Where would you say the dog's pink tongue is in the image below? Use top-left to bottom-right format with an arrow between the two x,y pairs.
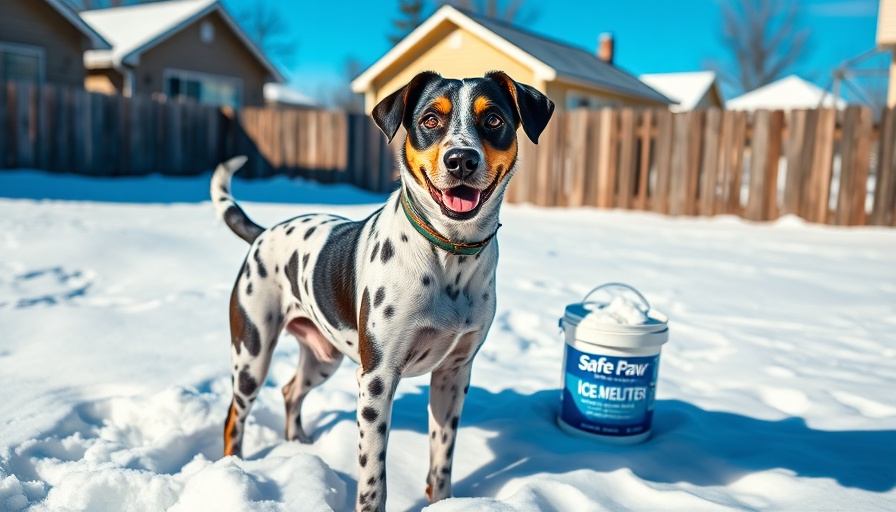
442,186 -> 481,213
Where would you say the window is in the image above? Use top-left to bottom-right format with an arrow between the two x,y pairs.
200,21 -> 215,43
0,43 -> 44,83
164,69 -> 242,107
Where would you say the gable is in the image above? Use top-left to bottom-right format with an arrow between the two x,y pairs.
372,21 -> 536,103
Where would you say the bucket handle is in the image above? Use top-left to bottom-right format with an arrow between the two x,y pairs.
581,283 -> 651,312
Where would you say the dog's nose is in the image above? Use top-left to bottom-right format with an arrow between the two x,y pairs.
443,148 -> 480,180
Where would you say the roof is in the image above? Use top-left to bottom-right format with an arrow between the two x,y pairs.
80,0 -> 283,82
639,71 -> 721,111
726,75 -> 846,110
351,5 -> 671,105
43,0 -> 111,50
263,83 -> 319,107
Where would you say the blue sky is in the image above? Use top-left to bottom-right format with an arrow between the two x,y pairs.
223,0 -> 883,103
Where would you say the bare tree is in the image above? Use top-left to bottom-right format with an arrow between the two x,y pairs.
708,0 -> 810,95
234,0 -> 299,69
325,57 -> 366,113
389,0 -> 425,45
441,0 -> 538,24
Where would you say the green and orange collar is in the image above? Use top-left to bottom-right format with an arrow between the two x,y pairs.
400,189 -> 500,256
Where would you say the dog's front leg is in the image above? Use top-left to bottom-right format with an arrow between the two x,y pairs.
355,367 -> 398,512
426,362 -> 473,503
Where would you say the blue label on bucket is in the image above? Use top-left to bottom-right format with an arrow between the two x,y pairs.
560,345 -> 660,436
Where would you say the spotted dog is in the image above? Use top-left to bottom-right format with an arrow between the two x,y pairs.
211,71 -> 553,511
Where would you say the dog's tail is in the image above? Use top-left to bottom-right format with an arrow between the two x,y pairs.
211,156 -> 264,244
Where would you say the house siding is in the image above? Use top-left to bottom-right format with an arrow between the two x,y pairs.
372,22 -> 536,109
878,0 -> 896,46
0,0 -> 90,86
548,80 -> 666,110
130,11 -> 271,106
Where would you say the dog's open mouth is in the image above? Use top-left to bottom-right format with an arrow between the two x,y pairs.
424,176 -> 499,220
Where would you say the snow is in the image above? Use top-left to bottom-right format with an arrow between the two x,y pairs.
1,169 -> 896,511
726,75 -> 847,111
264,83 -> 320,108
638,71 -> 719,112
580,297 -> 649,325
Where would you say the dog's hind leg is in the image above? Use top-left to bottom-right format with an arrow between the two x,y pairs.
224,283 -> 283,458
282,318 -> 344,443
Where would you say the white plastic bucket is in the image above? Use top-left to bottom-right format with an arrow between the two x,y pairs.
557,283 -> 669,444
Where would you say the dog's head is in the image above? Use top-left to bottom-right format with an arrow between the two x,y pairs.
372,71 -> 554,222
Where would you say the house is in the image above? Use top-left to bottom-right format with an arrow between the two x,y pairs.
351,5 -> 671,114
0,0 -> 110,86
726,75 -> 846,111
639,71 -> 724,112
878,0 -> 896,107
80,0 -> 284,107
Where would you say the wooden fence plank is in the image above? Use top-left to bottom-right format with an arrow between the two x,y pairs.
616,108 -> 637,208
653,109 -> 673,213
595,109 -> 617,208
872,108 -> 896,226
584,110 -> 601,206
809,109 -> 836,223
636,110 -> 653,210
699,108 -> 721,215
783,109 -> 807,215
669,112 -> 693,215
836,106 -> 873,226
726,111 -> 748,215
746,110 -> 771,221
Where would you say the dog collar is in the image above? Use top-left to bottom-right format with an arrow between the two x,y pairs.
400,189 -> 500,255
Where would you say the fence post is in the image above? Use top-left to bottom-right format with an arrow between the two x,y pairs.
698,108 -> 721,216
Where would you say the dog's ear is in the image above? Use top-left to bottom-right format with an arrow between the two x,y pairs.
371,71 -> 442,143
486,71 -> 555,144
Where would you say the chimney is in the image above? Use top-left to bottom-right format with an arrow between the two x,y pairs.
598,32 -> 614,65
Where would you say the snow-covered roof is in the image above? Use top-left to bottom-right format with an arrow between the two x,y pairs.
43,0 -> 111,50
263,83 -> 319,108
639,71 -> 720,111
726,75 -> 846,111
80,0 -> 283,82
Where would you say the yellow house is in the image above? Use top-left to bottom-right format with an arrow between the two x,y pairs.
351,5 -> 672,113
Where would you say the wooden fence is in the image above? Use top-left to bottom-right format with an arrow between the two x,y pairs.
2,81 -> 894,226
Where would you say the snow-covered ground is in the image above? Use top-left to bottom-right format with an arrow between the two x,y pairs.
1,170 -> 895,512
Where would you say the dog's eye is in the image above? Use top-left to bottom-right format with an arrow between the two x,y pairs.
421,114 -> 440,129
485,114 -> 504,129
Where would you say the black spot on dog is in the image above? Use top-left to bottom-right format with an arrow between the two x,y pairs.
359,453 -> 368,467
374,287 -> 385,308
362,407 -> 379,422
441,432 -> 447,443
346,340 -> 354,346
378,422 -> 387,435
244,262 -> 250,279
379,450 -> 385,461
458,256 -> 467,264
454,273 -> 461,285
464,384 -> 470,394
286,226 -> 295,235
384,306 -> 394,318
313,221 -> 363,330
446,442 -> 454,458
422,275 -> 431,286
444,285 -> 459,301
304,227 -> 316,240
302,217 -> 311,223
302,253 -> 310,270
451,416 -> 459,430
304,379 -> 312,387
320,371 -> 330,379
246,282 -> 253,295
483,292 -> 489,301
234,395 -> 245,408
370,241 -> 380,263
431,431 -> 436,439
368,377 -> 384,396
238,369 -> 258,396
381,239 -> 394,263
285,252 -> 301,301
367,477 -> 376,485
360,430 -> 364,438
401,233 -> 408,242
253,247 -> 267,278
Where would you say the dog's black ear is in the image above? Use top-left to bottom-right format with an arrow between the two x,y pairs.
371,71 -> 441,143
486,71 -> 555,144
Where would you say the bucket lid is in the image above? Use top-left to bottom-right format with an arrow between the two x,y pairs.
562,283 -> 669,347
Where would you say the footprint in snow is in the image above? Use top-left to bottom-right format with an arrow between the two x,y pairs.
0,267 -> 93,308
